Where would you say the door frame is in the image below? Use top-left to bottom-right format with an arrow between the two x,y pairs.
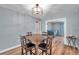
45,18 -> 66,40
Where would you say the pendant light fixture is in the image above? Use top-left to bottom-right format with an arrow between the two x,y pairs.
32,4 -> 43,18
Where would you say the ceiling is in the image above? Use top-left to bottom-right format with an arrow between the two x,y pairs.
0,4 -> 79,19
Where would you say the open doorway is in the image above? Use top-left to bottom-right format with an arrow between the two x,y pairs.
47,22 -> 64,36
45,18 -> 66,43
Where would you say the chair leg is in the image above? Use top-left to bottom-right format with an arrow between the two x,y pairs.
30,49 -> 32,55
50,49 -> 52,55
21,47 -> 24,55
45,51 -> 47,55
35,47 -> 37,55
42,50 -> 44,55
25,49 -> 27,55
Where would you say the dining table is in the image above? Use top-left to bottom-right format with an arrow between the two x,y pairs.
25,34 -> 48,55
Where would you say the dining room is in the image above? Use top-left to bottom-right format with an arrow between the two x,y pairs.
0,4 -> 79,55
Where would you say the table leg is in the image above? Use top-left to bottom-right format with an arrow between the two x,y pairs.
67,39 -> 71,46
72,39 -> 76,48
35,44 -> 38,55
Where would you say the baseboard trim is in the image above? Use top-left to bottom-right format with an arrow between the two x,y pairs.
0,44 -> 21,53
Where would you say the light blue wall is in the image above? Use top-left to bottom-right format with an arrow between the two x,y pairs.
41,12 -> 79,36
0,5 -> 79,51
0,7 -> 36,51
41,11 -> 79,48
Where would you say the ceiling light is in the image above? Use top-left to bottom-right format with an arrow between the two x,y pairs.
32,4 -> 43,17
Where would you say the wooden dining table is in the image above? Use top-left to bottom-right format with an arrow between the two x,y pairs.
25,34 -> 47,55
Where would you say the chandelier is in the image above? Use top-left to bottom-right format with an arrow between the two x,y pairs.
32,4 -> 43,18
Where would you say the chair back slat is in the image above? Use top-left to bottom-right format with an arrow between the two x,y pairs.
20,36 -> 26,47
42,32 -> 48,36
46,35 -> 53,48
27,32 -> 32,36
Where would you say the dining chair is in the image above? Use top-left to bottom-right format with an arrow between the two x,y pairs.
38,35 -> 53,55
27,32 -> 32,36
42,32 -> 48,36
20,35 -> 36,55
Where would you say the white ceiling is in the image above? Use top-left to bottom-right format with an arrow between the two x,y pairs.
0,4 -> 79,18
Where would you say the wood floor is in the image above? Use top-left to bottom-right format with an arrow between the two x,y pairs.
0,36 -> 79,55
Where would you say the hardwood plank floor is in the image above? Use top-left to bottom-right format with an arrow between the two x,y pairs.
0,36 -> 79,55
